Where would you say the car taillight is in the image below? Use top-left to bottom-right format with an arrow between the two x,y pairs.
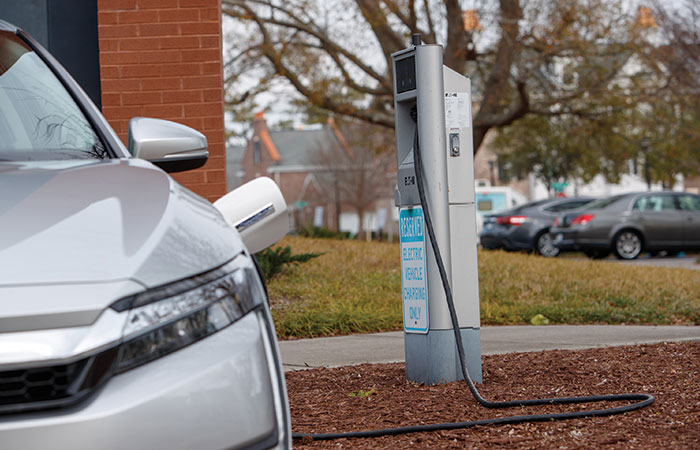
553,218 -> 559,227
570,214 -> 594,226
496,215 -> 527,226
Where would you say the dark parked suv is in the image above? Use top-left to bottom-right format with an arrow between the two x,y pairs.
550,191 -> 700,259
480,197 -> 596,257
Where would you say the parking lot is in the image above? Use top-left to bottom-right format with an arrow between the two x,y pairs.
607,254 -> 700,270
558,252 -> 700,270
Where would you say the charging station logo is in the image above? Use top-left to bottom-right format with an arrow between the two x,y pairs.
399,207 -> 429,333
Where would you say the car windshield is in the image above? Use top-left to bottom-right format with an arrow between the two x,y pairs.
0,31 -> 104,161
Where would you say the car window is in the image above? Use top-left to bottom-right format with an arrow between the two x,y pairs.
678,194 -> 700,211
542,202 -> 565,212
507,199 -> 548,214
477,199 -> 493,211
564,200 -> 592,210
633,195 -> 676,211
582,195 -> 627,210
543,200 -> 591,212
475,192 -> 508,212
0,31 -> 105,161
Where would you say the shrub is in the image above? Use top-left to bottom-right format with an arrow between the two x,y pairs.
255,245 -> 323,280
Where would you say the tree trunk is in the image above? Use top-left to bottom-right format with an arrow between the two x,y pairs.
356,208 -> 365,239
334,177 -> 341,232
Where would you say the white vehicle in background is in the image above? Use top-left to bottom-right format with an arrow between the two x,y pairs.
475,185 -> 527,235
0,20 -> 290,450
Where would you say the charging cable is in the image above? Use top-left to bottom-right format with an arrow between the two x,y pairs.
291,122 -> 654,442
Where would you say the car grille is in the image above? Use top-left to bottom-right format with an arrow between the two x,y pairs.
0,359 -> 88,405
0,348 -> 118,415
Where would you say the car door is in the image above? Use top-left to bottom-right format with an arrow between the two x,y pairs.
630,194 -> 683,248
677,194 -> 700,248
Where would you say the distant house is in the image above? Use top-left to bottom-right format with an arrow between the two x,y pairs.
238,112 -> 396,235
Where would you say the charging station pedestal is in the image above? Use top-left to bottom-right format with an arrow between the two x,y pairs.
392,38 -> 481,385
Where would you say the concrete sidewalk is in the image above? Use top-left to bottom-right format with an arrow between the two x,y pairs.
279,325 -> 700,371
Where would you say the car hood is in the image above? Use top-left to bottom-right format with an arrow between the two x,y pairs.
0,158 -> 243,289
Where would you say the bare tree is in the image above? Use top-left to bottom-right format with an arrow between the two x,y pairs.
311,121 -> 394,237
651,1 -> 700,97
222,0 -> 651,154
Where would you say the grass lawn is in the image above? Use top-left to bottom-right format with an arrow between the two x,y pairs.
266,236 -> 700,339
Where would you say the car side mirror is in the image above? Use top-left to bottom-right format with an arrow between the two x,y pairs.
128,117 -> 208,173
213,177 -> 290,254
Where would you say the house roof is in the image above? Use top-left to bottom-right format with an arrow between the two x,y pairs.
226,144 -> 246,191
268,126 -> 343,167
226,144 -> 246,162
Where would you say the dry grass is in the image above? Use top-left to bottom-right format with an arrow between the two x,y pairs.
267,236 -> 700,339
267,236 -> 401,339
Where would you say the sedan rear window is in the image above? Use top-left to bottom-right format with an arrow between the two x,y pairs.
0,31 -> 104,161
543,200 -> 592,212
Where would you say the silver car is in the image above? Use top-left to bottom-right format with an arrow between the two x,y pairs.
0,21 -> 290,449
551,191 -> 700,260
480,197 -> 596,257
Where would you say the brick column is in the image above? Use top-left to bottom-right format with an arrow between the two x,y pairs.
97,0 -> 226,202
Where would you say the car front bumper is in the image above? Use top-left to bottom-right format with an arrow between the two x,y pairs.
481,226 -> 536,251
551,230 -> 579,251
479,234 -> 503,249
0,309 -> 290,450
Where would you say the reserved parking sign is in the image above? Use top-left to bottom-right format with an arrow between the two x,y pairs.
399,207 -> 429,333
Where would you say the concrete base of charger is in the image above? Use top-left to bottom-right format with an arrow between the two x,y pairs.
404,328 -> 482,385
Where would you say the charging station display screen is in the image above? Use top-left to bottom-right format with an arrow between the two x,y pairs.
399,207 -> 428,333
395,56 -> 416,93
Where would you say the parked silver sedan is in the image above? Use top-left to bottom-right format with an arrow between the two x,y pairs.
550,192 -> 700,260
0,20 -> 290,449
480,197 -> 595,257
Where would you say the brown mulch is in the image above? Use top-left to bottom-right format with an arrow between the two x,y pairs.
286,341 -> 700,449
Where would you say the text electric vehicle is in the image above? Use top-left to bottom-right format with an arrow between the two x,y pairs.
550,191 -> 700,260
0,20 -> 291,449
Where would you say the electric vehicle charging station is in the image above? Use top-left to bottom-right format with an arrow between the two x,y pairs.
292,36 -> 655,443
292,35 -> 656,444
392,36 -> 481,385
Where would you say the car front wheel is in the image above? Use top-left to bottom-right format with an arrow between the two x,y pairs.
535,232 -> 559,257
613,230 -> 643,260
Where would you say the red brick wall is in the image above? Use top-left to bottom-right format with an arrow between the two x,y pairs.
97,0 -> 225,202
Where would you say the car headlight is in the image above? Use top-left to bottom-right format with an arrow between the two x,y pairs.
110,255 -> 264,373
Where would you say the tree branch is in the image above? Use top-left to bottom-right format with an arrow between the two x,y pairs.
382,0 -> 423,37
422,0 -> 437,44
223,0 -> 390,90
354,0 -> 406,73
444,0 -> 468,72
472,0 -> 523,153
234,2 -> 395,127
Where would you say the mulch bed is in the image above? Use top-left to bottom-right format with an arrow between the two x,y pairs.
286,341 -> 700,449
